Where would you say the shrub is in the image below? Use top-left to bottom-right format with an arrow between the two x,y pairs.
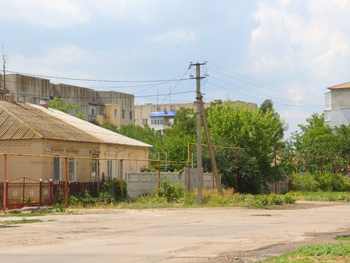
283,194 -> 296,204
293,173 -> 319,191
154,177 -> 186,203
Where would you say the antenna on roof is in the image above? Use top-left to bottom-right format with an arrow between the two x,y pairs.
2,44 -> 6,93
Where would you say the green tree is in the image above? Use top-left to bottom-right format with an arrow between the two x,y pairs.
292,113 -> 337,173
49,97 -> 86,120
117,124 -> 161,153
160,107 -> 197,169
260,99 -> 274,116
204,100 -> 287,193
49,97 -> 79,113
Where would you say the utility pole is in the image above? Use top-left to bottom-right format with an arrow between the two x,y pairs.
2,44 -> 6,94
189,61 -> 208,204
189,61 -> 223,204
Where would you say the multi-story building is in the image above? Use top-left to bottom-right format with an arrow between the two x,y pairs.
324,82 -> 350,127
0,73 -> 134,128
135,100 -> 257,130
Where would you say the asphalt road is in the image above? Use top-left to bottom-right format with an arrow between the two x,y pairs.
1,202 -> 350,263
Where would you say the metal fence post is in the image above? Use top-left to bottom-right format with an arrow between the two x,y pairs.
65,157 -> 68,206
158,160 -> 161,188
3,154 -> 7,212
39,179 -> 42,205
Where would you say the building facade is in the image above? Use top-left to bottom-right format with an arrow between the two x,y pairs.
324,82 -> 350,127
0,73 -> 134,128
0,100 -> 152,183
135,100 -> 258,130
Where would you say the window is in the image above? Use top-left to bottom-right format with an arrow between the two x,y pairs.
89,105 -> 96,116
69,156 -> 75,181
324,110 -> 331,121
142,119 -> 148,126
81,106 -> 87,116
97,106 -> 104,116
151,117 -> 164,125
53,156 -> 60,181
129,111 -> 132,120
91,155 -> 98,182
114,109 -> 118,118
122,110 -> 125,119
107,159 -> 115,181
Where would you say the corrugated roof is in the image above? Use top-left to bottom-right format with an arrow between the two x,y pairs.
328,82 -> 350,90
0,101 -> 99,142
29,104 -> 152,148
150,111 -> 176,117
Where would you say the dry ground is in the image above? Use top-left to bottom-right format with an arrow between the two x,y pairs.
1,201 -> 350,263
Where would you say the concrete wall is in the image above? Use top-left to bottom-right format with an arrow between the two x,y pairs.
126,171 -> 183,198
1,73 -> 134,125
324,89 -> 350,127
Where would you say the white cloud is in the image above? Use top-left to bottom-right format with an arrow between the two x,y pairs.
1,0 -> 90,28
250,0 -> 350,83
150,30 -> 196,43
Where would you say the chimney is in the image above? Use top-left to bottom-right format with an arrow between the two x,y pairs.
39,100 -> 49,109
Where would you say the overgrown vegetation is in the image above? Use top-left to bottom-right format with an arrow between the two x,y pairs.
67,179 -> 128,207
260,242 -> 350,262
293,172 -> 350,192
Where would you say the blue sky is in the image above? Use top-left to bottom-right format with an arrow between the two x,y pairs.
1,0 -> 350,139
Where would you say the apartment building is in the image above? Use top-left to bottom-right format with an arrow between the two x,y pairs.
135,100 -> 257,130
324,82 -> 350,127
0,73 -> 134,128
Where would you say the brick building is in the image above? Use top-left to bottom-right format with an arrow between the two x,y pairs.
0,100 -> 152,183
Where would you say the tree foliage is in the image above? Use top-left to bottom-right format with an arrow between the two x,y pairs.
203,100 -> 287,193
49,97 -> 86,120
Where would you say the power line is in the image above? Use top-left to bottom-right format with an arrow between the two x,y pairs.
7,71 -> 190,83
207,67 -> 324,99
208,62 -> 324,97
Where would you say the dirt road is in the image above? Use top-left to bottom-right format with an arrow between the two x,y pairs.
1,201 -> 350,263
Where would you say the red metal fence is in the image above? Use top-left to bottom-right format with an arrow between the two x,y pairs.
4,177 -> 53,209
0,179 -> 102,210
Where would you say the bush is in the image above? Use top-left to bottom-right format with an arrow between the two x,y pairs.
154,177 -> 185,203
102,179 -> 128,201
317,172 -> 350,192
293,173 -> 320,191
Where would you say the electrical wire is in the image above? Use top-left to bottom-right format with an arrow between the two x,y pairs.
7,71 -> 190,83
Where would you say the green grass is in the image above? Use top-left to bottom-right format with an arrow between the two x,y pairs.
3,218 -> 43,225
259,243 -> 350,262
288,191 -> 350,202
335,235 -> 350,241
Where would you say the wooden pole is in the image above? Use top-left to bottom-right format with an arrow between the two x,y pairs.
201,99 -> 223,195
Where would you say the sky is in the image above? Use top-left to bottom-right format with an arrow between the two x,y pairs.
1,0 -> 350,139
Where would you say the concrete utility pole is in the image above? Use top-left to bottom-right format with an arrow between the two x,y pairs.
189,61 -> 223,204
189,61 -> 206,204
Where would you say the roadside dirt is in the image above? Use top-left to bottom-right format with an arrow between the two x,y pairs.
1,201 -> 350,263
